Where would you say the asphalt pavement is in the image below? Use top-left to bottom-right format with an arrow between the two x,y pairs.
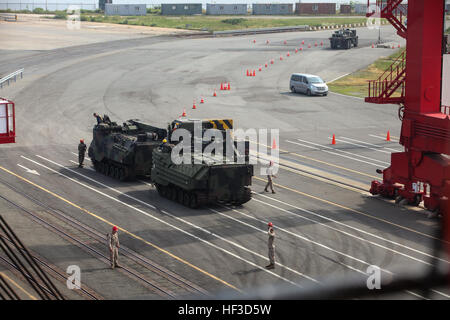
1,23 -> 448,300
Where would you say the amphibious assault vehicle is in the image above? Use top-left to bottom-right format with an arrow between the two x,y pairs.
151,148 -> 253,208
329,29 -> 358,49
88,119 -> 166,180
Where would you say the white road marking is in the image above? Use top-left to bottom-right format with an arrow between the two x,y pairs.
70,153 -> 153,186
214,205 -> 427,300
17,164 -> 40,176
252,193 -> 449,265
338,136 -> 401,153
327,73 -> 350,83
369,134 -> 399,143
286,139 -> 387,167
25,155 -> 310,287
328,91 -> 364,100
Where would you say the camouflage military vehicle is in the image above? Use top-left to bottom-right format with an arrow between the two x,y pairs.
153,118 -> 253,208
329,29 -> 358,49
151,149 -> 253,208
88,119 -> 166,180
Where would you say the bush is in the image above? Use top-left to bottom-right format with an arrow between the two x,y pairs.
221,18 -> 246,25
119,19 -> 128,24
80,15 -> 88,21
53,11 -> 67,19
33,8 -> 45,14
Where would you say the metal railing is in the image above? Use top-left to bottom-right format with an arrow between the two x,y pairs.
0,69 -> 24,89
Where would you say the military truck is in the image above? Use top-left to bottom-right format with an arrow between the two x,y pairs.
88,119 -> 166,180
329,29 -> 358,49
151,148 -> 253,208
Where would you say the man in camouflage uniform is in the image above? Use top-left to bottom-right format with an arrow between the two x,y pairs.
78,139 -> 87,168
108,226 -> 120,269
266,222 -> 275,269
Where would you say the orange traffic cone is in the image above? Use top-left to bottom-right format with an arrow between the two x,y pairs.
284,40 -> 287,45
332,134 -> 336,145
301,40 -> 305,45
280,56 -> 283,61
220,83 -> 224,90
253,39 -> 256,43
182,108 -> 186,117
227,83 -> 231,90
258,66 -> 262,71
392,45 -> 395,49
386,130 -> 391,141
192,100 -> 196,109
270,59 -> 274,64
300,47 -> 303,51
372,43 -> 375,48
314,42 -> 318,47
266,40 -> 270,44
320,41 -> 323,46
272,138 -> 277,150
246,69 -> 249,76
252,70 -> 256,77
287,52 -> 290,57
213,90 -> 217,97
265,63 -> 268,68
295,49 -> 298,53
200,97 -> 204,104
398,44 -> 401,48
308,44 -> 311,48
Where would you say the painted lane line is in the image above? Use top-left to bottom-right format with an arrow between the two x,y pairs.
252,176 -> 445,243
338,137 -> 401,154
30,155 -> 306,287
207,207 -> 319,283
336,137 -> 398,154
254,140 -> 379,180
327,73 -> 350,84
253,193 -> 449,265
328,91 -> 364,100
369,134 -> 399,143
296,138 -> 390,165
286,140 -> 384,167
17,164 -> 40,175
0,271 -> 38,300
214,206 -> 428,300
1,163 -> 241,293
215,206 -> 390,275
70,153 -> 152,186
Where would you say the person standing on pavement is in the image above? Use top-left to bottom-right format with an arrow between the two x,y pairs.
78,139 -> 87,168
266,222 -> 275,269
264,161 -> 276,194
108,226 -> 121,269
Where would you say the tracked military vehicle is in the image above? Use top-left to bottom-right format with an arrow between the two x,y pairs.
88,119 -> 166,180
151,149 -> 253,208
153,118 -> 253,208
329,28 -> 358,49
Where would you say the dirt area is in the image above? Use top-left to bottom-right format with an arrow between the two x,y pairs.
0,14 -> 197,51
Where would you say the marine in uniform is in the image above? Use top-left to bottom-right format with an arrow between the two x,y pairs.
266,222 -> 275,269
264,161 -> 276,194
78,139 -> 87,168
108,226 -> 120,269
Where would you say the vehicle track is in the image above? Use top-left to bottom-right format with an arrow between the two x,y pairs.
0,177 -> 210,299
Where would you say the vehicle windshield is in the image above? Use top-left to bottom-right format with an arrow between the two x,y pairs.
308,76 -> 324,84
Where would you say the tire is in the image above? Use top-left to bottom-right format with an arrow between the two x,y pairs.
183,192 -> 191,207
354,38 -> 358,47
346,40 -> 351,49
189,193 -> 199,209
306,89 -> 312,96
290,86 -> 296,93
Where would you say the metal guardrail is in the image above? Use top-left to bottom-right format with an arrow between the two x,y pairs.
0,69 -> 24,89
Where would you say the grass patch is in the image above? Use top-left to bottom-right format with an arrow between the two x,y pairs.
328,49 -> 405,98
78,14 -> 370,31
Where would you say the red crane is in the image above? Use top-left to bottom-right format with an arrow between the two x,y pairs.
0,97 -> 15,144
367,0 -> 449,215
